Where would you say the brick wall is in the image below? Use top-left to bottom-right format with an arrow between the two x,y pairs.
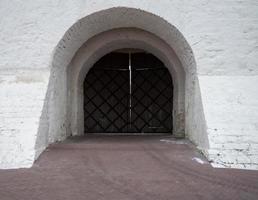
0,0 -> 258,169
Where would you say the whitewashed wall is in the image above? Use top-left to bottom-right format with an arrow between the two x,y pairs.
0,0 -> 258,169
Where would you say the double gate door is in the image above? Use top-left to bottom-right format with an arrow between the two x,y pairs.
84,52 -> 173,134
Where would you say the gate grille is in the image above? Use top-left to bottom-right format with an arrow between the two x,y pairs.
130,68 -> 173,133
84,52 -> 173,134
84,69 -> 129,133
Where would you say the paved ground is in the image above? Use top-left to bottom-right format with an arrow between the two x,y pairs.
0,136 -> 258,200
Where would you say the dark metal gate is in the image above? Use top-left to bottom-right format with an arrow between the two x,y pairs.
84,52 -> 173,134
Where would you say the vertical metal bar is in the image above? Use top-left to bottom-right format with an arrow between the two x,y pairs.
129,52 -> 132,129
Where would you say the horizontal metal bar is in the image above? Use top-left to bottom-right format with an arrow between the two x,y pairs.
93,67 -> 129,71
92,67 -> 166,71
133,67 -> 165,71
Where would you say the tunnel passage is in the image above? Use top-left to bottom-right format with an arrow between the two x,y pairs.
83,49 -> 174,134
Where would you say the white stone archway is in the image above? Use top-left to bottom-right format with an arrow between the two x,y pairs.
35,7 -> 208,163
68,28 -> 185,136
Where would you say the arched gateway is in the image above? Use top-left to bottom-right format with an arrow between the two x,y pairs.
65,28 -> 187,138
41,7 -> 200,144
34,7 -> 207,167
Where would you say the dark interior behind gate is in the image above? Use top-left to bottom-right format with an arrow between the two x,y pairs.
83,50 -> 173,134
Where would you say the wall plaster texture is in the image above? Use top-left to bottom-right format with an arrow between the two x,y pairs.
0,0 -> 258,169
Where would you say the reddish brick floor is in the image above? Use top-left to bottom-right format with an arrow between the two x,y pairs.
0,136 -> 258,200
